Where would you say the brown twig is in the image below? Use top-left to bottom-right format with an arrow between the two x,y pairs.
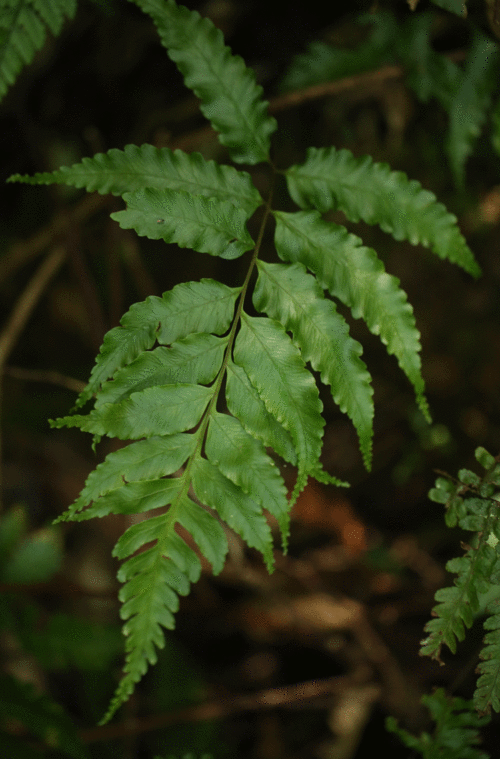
3,366 -> 85,393
268,64 -> 403,114
0,246 -> 66,367
0,246 -> 67,508
79,675 -> 358,744
0,193 -> 110,285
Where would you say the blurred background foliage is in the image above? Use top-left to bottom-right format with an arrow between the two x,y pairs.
1,0 -> 500,756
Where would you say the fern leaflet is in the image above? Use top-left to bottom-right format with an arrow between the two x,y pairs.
387,688 -> 490,759
233,313 -> 324,502
111,187 -> 254,260
279,11 -> 396,92
253,259 -> 374,469
446,30 -> 499,188
285,146 -> 480,278
476,608 -> 500,713
130,0 -> 276,164
273,210 -> 429,420
0,0 -> 76,104
8,144 -> 263,216
75,279 -> 241,409
421,447 -> 500,713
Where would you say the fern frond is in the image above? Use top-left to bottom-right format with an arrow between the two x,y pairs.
51,384 -> 213,438
111,187 -> 254,260
279,12 -> 396,92
274,210 -> 429,420
421,454 -> 500,672
8,145 -> 263,216
446,30 -> 499,188
420,539 -> 496,659
0,673 -> 89,759
0,0 -> 77,104
130,0 -> 276,164
475,608 -> 500,713
225,358 -> 297,467
396,11 -> 461,108
233,313 -> 324,504
101,500 -> 215,724
54,434 -> 195,522
429,0 -> 467,18
95,333 -> 228,409
205,411 -> 290,544
285,146 -> 481,278
387,688 -> 490,759
191,456 -> 274,571
253,259 -> 374,469
75,279 -> 241,408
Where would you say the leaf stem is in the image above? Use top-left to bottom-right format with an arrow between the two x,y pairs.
158,167 -> 278,545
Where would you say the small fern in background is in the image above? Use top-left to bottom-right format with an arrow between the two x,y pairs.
421,447 -> 500,713
7,0 -> 484,724
281,6 -> 500,187
387,688 -> 491,759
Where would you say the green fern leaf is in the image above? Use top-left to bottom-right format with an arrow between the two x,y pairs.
396,12 -> 461,108
113,503 -> 226,573
101,476 -> 232,724
111,187 -> 254,260
475,608 -> 500,713
387,688 -> 490,759
491,95 -> 500,158
285,146 -> 480,278
225,359 -> 297,467
72,478 -> 184,522
279,12 -> 396,92
233,313 -> 324,501
254,259 -> 374,469
75,279 -> 240,408
446,30 -> 499,188
274,210 -> 429,420
51,384 -> 212,439
131,0 -> 276,164
420,494 -> 499,660
191,456 -> 274,571
0,0 -> 77,104
205,411 -> 290,544
7,144 -> 263,216
54,434 -> 195,522
430,0 -> 467,17
102,525 -> 204,723
0,673 -> 89,759
95,333 -> 228,409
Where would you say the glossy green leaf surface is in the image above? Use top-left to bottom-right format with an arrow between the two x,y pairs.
8,144 -> 263,216
254,259 -> 374,469
274,210 -> 429,419
75,279 -> 240,408
233,313 -> 324,501
132,0 -> 276,163
112,187 -> 254,260
285,146 -> 480,277
52,384 -> 212,439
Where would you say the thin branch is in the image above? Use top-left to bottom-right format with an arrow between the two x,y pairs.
2,366 -> 85,394
268,64 -> 403,114
0,246 -> 66,510
79,674 -> 363,744
0,247 -> 66,368
0,194 -> 110,285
